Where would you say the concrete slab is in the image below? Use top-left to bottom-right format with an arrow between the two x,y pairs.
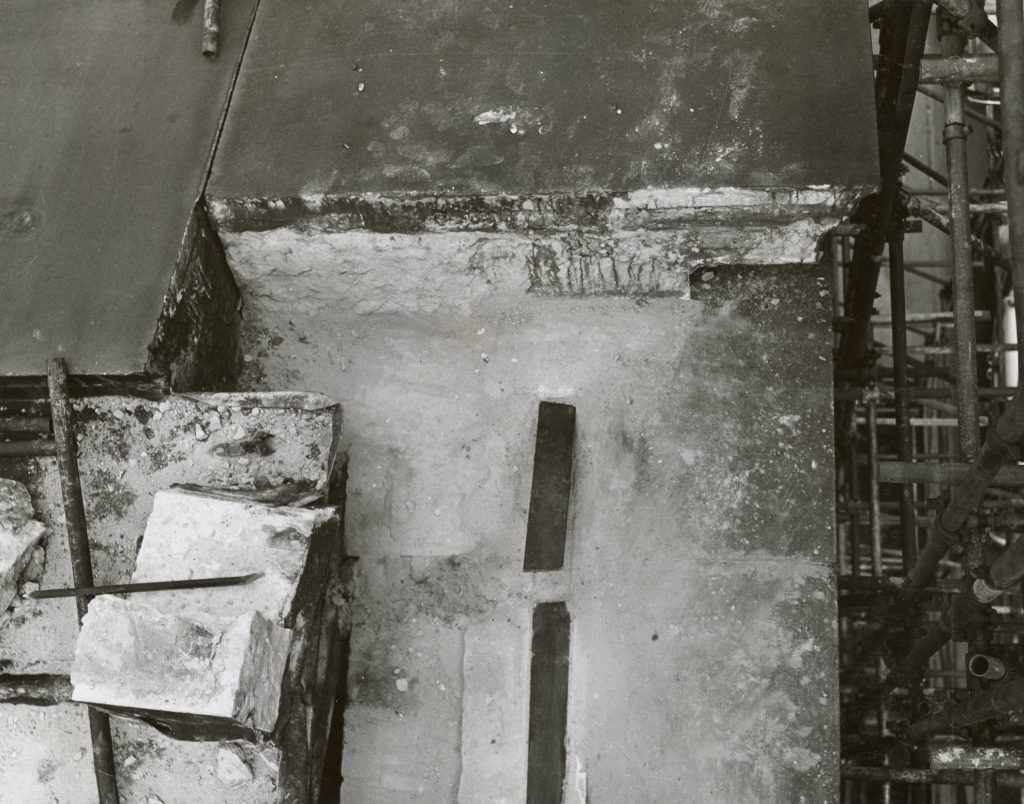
0,0 -> 256,375
567,562 -> 837,803
209,0 -> 878,200
342,615 -> 464,803
458,608 -> 531,804
238,264 -> 839,802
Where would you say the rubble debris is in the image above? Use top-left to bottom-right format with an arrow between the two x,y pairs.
0,478 -> 47,612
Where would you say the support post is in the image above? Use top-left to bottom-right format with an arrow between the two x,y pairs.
46,358 -> 120,804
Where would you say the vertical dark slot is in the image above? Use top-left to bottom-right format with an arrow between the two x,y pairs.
523,401 -> 576,571
526,601 -> 571,804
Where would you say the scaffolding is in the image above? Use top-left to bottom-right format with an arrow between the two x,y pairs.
838,2 -> 1024,802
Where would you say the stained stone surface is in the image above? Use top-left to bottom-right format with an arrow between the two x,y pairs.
70,489 -> 340,734
0,478 -> 46,613
72,596 -> 289,733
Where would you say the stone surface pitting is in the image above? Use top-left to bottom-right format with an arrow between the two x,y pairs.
242,265 -> 838,802
458,609 -> 530,804
0,478 -> 46,613
0,391 -> 338,676
72,596 -> 289,733
131,489 -> 336,624
70,488 -> 339,734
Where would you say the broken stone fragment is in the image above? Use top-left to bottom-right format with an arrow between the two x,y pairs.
72,595 -> 290,733
0,478 -> 47,612
130,488 -> 339,625
217,745 -> 254,786
70,488 -> 340,740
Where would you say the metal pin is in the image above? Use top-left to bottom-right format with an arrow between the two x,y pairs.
29,571 -> 262,600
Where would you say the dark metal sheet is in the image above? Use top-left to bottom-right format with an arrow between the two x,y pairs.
523,401 -> 575,572
527,601 -> 570,804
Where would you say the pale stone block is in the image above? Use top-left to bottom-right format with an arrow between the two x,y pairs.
130,488 -> 337,625
72,596 -> 289,733
0,478 -> 46,612
458,609 -> 530,804
70,488 -> 340,737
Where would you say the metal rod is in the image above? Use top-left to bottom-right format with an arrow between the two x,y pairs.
0,439 -> 56,458
46,359 -> 120,804
888,230 -> 918,567
842,765 -> 1024,787
906,676 -> 1024,740
903,151 -> 948,187
850,433 -> 862,578
907,197 -> 1014,273
836,2 -> 932,443
202,0 -> 220,57
879,461 -> 1024,485
0,416 -> 50,434
870,310 -> 990,324
932,0 -> 1000,50
942,27 -> 981,460
868,396 -> 884,577
918,54 -> 1000,84
29,572 -> 264,600
998,0 -> 1024,381
0,674 -> 72,706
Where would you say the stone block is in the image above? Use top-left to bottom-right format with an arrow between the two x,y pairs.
0,478 -> 46,613
129,488 -> 339,625
70,488 -> 341,740
72,596 -> 289,733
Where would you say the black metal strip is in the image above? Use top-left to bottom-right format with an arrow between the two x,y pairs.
523,402 -> 576,571
526,602 -> 570,804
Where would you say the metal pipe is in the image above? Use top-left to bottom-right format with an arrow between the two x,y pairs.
888,230 -> 918,567
942,27 -> 981,460
842,765 -> 1024,787
900,388 -> 1024,602
918,54 -> 1000,84
998,0 -> 1024,381
850,434 -> 862,578
868,397 -> 884,577
871,310 -> 990,324
836,2 -> 932,444
0,416 -> 50,434
46,359 -> 120,804
969,653 -> 1007,680
903,151 -> 948,187
907,196 -> 1014,272
0,439 -> 56,458
202,0 -> 220,57
0,674 -> 72,705
905,676 -> 1024,740
878,461 -> 1024,485
932,0 -> 1000,50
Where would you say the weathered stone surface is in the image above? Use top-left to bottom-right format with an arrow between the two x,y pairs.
458,609 -> 530,804
0,391 -> 339,676
218,205 -> 845,321
241,264 -> 838,802
0,478 -> 46,612
72,596 -> 289,733
342,617 -> 464,802
208,0 -> 877,198
130,488 -> 338,624
70,488 -> 341,737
